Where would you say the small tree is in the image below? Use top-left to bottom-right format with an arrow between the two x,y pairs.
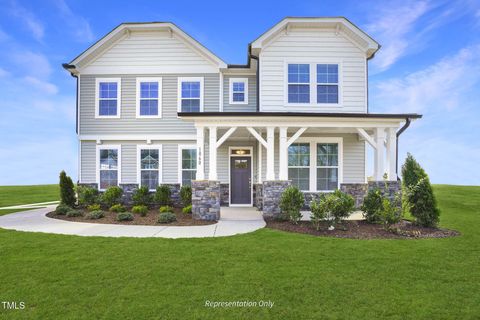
379,197 -> 402,230
154,185 -> 171,206
401,153 -> 427,189
132,186 -> 152,207
310,195 -> 329,230
59,171 -> 76,207
279,186 -> 305,224
180,185 -> 192,207
407,177 -> 440,227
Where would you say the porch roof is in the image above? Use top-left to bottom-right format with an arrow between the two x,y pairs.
178,112 -> 422,120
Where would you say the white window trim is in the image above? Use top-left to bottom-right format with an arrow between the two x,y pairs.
229,78 -> 248,105
177,77 -> 204,112
178,144 -> 197,185
96,144 -> 121,191
291,137 -> 343,192
95,78 -> 121,118
136,77 -> 162,118
284,61 -> 343,108
137,145 -> 163,191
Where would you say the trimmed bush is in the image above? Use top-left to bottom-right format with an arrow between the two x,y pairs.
159,206 -> 174,213
310,195 -> 329,230
117,212 -> 134,221
182,205 -> 192,214
406,177 -> 440,227
361,188 -> 384,223
154,185 -> 171,206
180,185 -> 192,207
379,197 -> 402,230
132,205 -> 148,217
101,186 -> 123,208
66,209 -> 83,217
328,190 -> 355,225
87,204 -> 101,212
85,210 -> 105,220
59,171 -> 76,207
77,186 -> 99,207
158,212 -> 176,224
109,204 -> 126,213
132,186 -> 152,207
55,204 -> 71,215
279,186 -> 305,224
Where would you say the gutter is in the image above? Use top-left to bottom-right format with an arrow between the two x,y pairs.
395,117 -> 412,177
62,63 -> 79,134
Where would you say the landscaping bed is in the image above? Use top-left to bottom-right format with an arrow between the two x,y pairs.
47,207 -> 216,226
266,219 -> 459,239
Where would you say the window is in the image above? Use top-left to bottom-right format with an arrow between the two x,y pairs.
136,78 -> 162,117
316,143 -> 339,191
229,78 -> 248,104
96,78 -> 121,117
317,64 -> 338,104
288,64 -> 310,103
178,77 -> 203,112
288,143 -> 310,190
180,147 -> 197,185
138,147 -> 161,190
98,147 -> 119,190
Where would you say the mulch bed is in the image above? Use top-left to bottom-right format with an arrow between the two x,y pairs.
47,207 -> 216,226
265,219 -> 460,239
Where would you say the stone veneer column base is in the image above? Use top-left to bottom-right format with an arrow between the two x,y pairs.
192,180 -> 221,221
119,183 -> 139,205
220,183 -> 229,206
262,180 -> 291,218
340,183 -> 368,208
253,184 -> 263,210
368,180 -> 402,205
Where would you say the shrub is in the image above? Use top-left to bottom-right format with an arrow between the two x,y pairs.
117,212 -> 134,221
85,210 -> 105,220
101,186 -> 123,208
77,186 -> 99,207
158,212 -> 176,224
59,171 -> 76,207
180,185 -> 192,207
361,188 -> 384,223
132,205 -> 148,217
310,195 -> 329,230
132,186 -> 152,207
87,204 -> 101,211
159,206 -> 174,213
406,177 -> 440,227
401,153 -> 427,189
182,205 -> 192,214
279,186 -> 305,224
66,209 -> 83,217
55,204 -> 71,215
379,197 -> 402,230
154,185 -> 171,206
109,204 -> 126,213
327,190 -> 355,226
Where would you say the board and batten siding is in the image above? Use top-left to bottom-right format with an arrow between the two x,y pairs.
259,27 -> 367,113
79,74 -> 220,135
222,75 -> 257,112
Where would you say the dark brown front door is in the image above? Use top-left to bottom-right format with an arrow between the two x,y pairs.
230,157 -> 251,205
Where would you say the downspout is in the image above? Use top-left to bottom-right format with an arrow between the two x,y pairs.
395,117 -> 411,178
62,63 -> 79,134
249,54 -> 260,111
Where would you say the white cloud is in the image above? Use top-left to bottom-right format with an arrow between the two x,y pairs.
54,0 -> 95,43
23,76 -> 59,95
11,50 -> 52,78
9,1 -> 45,42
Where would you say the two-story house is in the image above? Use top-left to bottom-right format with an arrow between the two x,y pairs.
63,17 -> 421,220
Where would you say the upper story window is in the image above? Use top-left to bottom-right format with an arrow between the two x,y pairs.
178,77 -> 203,112
317,64 -> 338,104
136,78 -> 162,118
96,78 -> 121,118
229,78 -> 248,104
287,64 -> 310,103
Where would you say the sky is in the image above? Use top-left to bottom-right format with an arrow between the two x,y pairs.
0,0 -> 479,186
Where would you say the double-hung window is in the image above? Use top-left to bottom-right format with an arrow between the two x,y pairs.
96,78 -> 121,117
288,143 -> 310,190
98,147 -> 120,190
179,147 -> 197,185
317,64 -> 339,104
136,78 -> 162,117
317,143 -> 339,191
138,147 -> 161,191
229,78 -> 248,104
287,64 -> 310,103
178,77 -> 203,112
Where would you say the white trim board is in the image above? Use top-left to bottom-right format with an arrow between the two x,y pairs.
79,134 -> 196,142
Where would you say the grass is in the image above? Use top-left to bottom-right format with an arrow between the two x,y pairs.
0,184 -> 59,207
0,185 -> 479,319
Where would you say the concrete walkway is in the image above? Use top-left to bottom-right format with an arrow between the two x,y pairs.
0,205 -> 265,239
0,201 -> 59,210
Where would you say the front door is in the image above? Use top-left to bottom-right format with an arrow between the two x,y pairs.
230,157 -> 251,205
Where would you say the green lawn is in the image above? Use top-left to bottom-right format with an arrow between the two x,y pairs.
0,185 -> 478,319
0,184 -> 59,207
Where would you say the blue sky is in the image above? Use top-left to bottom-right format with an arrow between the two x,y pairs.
0,0 -> 479,186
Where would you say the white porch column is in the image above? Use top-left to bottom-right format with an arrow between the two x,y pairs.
196,127 -> 205,180
386,127 -> 397,181
257,141 -> 262,183
208,126 -> 217,180
374,127 -> 386,180
266,127 -> 275,180
279,127 -> 288,180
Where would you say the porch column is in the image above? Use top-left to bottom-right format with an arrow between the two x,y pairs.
279,127 -> 288,180
196,126 -> 205,180
266,127 -> 275,180
208,126 -> 217,180
374,127 -> 386,180
386,127 -> 397,181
